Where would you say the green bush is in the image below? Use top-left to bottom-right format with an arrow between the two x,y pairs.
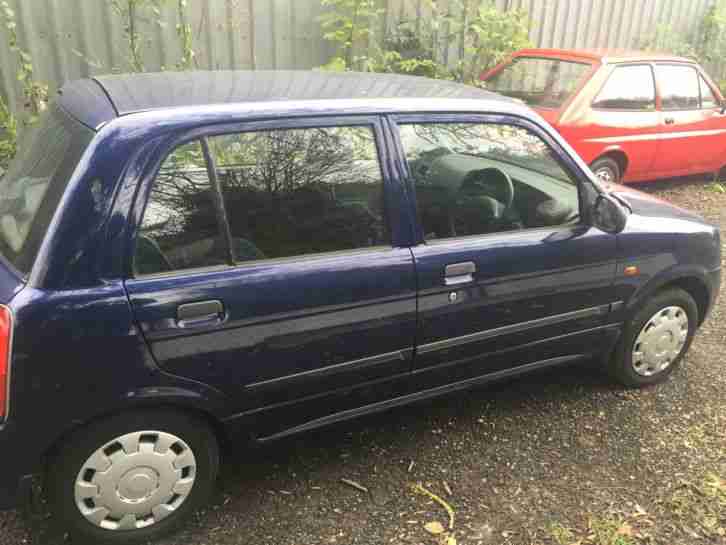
319,0 -> 531,85
642,1 -> 726,91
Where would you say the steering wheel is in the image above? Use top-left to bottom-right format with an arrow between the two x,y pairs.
459,167 -> 515,213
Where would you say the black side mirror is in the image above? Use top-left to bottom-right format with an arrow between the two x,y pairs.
591,193 -> 628,234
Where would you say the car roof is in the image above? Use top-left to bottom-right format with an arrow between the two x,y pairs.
57,70 -> 521,130
511,48 -> 696,65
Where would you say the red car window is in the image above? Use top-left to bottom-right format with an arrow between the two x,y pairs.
592,65 -> 656,111
657,65 -> 700,110
484,57 -> 590,109
699,75 -> 719,109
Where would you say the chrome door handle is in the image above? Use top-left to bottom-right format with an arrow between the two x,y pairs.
444,262 -> 476,286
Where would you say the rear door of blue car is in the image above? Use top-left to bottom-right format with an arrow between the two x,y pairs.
124,116 -> 418,437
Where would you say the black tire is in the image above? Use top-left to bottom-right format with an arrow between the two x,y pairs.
590,156 -> 622,185
609,288 -> 698,388
46,410 -> 219,545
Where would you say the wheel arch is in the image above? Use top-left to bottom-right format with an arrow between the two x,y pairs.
593,149 -> 629,179
625,270 -> 712,327
40,390 -> 233,475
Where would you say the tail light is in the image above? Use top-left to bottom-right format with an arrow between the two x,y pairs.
0,306 -> 12,421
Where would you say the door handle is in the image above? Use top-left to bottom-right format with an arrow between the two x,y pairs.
444,262 -> 476,286
177,300 -> 224,326
665,117 -> 675,125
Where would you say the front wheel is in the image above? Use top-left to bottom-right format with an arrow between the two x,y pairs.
609,288 -> 698,387
47,410 -> 219,544
591,157 -> 622,185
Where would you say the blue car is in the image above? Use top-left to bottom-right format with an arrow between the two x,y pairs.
0,71 -> 719,543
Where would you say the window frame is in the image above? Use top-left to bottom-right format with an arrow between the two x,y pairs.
655,63 -> 704,112
129,116 -> 397,279
388,113 -> 591,247
698,73 -> 720,110
590,63 -> 657,112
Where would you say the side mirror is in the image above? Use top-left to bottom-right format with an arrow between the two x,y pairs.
591,194 -> 628,234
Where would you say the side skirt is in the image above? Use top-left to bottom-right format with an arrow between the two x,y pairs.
256,353 -> 588,443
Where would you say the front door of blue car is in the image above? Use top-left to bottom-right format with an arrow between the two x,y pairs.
124,117 -> 417,436
389,114 -> 620,387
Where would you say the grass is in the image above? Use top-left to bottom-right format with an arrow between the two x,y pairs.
547,522 -> 575,545
664,473 -> 726,539
546,516 -> 637,545
705,181 -> 726,193
587,516 -> 637,545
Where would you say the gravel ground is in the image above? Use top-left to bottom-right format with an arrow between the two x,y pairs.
2,178 -> 725,545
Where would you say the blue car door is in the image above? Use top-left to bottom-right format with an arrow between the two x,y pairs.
388,114 -> 620,387
124,116 -> 417,437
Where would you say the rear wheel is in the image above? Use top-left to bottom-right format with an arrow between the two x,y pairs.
591,157 -> 622,185
609,288 -> 697,387
47,410 -> 219,544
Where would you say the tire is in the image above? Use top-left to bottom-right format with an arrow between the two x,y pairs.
46,410 -> 219,545
591,157 -> 621,185
609,288 -> 698,388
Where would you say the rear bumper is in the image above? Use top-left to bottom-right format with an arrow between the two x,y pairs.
0,473 -> 32,510
703,268 -> 721,324
0,422 -> 37,510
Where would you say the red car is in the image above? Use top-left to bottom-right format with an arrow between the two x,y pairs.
481,49 -> 726,184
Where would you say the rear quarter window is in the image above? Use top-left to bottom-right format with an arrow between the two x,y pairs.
0,105 -> 94,274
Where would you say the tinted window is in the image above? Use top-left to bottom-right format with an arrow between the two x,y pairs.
399,123 -> 579,241
136,126 -> 389,275
135,140 -> 229,275
700,76 -> 719,109
592,65 -> 655,110
658,65 -> 700,110
210,126 -> 388,262
484,57 -> 591,108
0,105 -> 93,274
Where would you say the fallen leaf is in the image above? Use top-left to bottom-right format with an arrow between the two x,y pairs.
446,536 -> 457,545
617,523 -> 634,537
424,521 -> 445,535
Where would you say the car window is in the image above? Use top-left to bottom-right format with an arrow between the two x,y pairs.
700,76 -> 719,109
657,65 -> 701,110
398,123 -> 580,241
135,140 -> 229,276
208,126 -> 388,262
0,104 -> 93,274
483,57 -> 591,109
592,65 -> 656,110
136,125 -> 389,275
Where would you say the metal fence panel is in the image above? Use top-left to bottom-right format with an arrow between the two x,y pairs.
0,0 -> 714,113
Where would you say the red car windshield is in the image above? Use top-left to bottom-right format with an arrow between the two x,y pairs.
484,56 -> 591,109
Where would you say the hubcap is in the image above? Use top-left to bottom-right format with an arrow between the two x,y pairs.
632,306 -> 689,377
595,167 -> 614,184
74,431 -> 197,531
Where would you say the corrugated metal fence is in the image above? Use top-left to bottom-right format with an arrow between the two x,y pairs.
0,0 -> 714,113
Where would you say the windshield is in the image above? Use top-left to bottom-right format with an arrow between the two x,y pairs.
0,104 -> 94,274
484,56 -> 592,109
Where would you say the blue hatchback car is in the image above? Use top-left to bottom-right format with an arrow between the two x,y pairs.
0,71 -> 720,543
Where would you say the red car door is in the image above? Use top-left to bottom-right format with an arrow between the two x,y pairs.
654,63 -> 726,177
577,63 -> 662,181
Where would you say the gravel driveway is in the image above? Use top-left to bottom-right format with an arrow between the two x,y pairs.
2,178 -> 724,545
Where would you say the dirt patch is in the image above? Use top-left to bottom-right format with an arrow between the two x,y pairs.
1,178 -> 725,545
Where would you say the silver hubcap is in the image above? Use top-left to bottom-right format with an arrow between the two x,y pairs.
595,167 -> 614,184
632,306 -> 689,377
74,431 -> 197,531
